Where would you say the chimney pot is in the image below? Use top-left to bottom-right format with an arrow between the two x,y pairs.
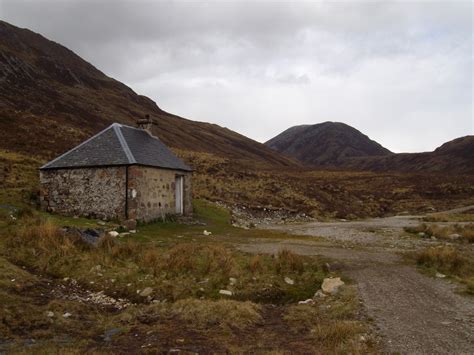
137,115 -> 156,133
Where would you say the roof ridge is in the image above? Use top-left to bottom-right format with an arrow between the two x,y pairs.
40,124 -> 116,169
113,124 -> 136,164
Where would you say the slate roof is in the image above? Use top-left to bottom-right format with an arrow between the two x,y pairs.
40,123 -> 192,171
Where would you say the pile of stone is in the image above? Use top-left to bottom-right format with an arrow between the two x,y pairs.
214,201 -> 314,229
52,278 -> 132,310
298,277 -> 345,305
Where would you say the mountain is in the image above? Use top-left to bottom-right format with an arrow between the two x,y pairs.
344,135 -> 474,174
265,122 -> 392,167
0,20 -> 296,168
266,122 -> 474,174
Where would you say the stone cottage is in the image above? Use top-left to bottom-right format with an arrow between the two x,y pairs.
39,118 -> 192,222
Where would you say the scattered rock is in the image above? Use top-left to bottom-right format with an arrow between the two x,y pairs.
431,236 -> 437,241
129,230 -> 137,234
46,311 -> 54,318
97,221 -> 106,226
448,233 -> 461,240
436,272 -> 446,278
313,290 -> 327,299
219,289 -> 233,296
62,312 -> 72,318
418,232 -> 426,238
298,299 -> 314,305
103,328 -> 122,342
108,231 -> 119,237
229,277 -> 237,285
321,277 -> 345,294
139,287 -> 153,297
284,276 -> 295,285
203,230 -> 212,236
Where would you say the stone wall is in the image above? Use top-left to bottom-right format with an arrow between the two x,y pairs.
40,167 -> 127,220
127,166 -> 192,222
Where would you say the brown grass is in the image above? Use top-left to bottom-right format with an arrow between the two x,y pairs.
414,246 -> 474,294
416,246 -> 466,274
2,217 -> 327,303
276,248 -> 305,274
169,299 -> 262,330
312,321 -> 364,347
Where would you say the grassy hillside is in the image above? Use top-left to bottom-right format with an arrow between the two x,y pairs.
0,20 -> 296,168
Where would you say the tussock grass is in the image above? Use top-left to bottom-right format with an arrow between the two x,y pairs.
3,217 -> 326,303
423,213 -> 474,223
276,248 -> 304,274
414,246 -> 474,294
312,321 -> 364,347
283,286 -> 371,352
169,299 -> 262,330
416,246 -> 466,273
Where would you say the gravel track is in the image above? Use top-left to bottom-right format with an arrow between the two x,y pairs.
238,206 -> 474,353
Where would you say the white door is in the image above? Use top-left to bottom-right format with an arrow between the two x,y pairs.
175,176 -> 184,214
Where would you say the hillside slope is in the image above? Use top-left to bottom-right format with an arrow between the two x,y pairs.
265,122 -> 392,167
0,20 -> 296,168
344,135 -> 474,174
266,122 -> 474,174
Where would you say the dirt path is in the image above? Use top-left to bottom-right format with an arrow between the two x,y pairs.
238,206 -> 474,354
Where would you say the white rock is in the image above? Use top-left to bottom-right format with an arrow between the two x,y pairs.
97,221 -> 106,226
219,289 -> 233,296
63,312 -> 72,318
203,230 -> 212,236
313,290 -> 327,299
129,230 -> 137,234
321,277 -> 345,294
139,287 -> 153,297
298,299 -> 314,305
284,277 -> 295,285
229,277 -> 237,285
108,231 -> 119,237
46,311 -> 54,318
436,272 -> 446,278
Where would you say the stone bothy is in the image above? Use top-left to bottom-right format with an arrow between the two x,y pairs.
39,120 -> 193,222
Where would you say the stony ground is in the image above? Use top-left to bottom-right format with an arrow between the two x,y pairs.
237,205 -> 474,354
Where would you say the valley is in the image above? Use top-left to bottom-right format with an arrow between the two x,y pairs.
1,18 -> 473,354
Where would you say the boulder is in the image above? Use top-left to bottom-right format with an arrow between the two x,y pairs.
321,277 -> 345,294
219,289 -> 233,296
139,287 -> 153,297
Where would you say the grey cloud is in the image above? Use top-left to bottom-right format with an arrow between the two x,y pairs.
1,0 -> 472,152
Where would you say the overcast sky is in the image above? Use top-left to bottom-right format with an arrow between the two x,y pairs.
1,0 -> 472,152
